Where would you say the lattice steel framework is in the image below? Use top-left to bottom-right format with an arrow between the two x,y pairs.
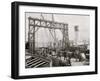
28,17 -> 69,55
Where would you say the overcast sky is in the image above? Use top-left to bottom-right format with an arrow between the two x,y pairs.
25,12 -> 90,46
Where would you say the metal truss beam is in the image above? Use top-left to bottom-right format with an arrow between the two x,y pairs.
28,17 -> 68,30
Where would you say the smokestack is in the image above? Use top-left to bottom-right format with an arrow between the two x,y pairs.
74,25 -> 79,46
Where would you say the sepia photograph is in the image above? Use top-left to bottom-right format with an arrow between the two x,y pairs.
25,12 -> 90,68
11,2 -> 97,79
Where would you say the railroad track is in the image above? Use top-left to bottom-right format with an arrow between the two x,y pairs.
25,55 -> 50,68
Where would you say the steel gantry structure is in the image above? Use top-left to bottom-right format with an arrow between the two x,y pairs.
28,16 -> 69,55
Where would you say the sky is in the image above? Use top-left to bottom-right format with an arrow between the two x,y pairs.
25,12 -> 90,47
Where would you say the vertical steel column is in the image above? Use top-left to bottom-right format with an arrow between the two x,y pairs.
28,18 -> 35,56
32,20 -> 35,55
62,24 -> 69,50
65,24 -> 69,49
62,26 -> 65,49
28,18 -> 31,54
